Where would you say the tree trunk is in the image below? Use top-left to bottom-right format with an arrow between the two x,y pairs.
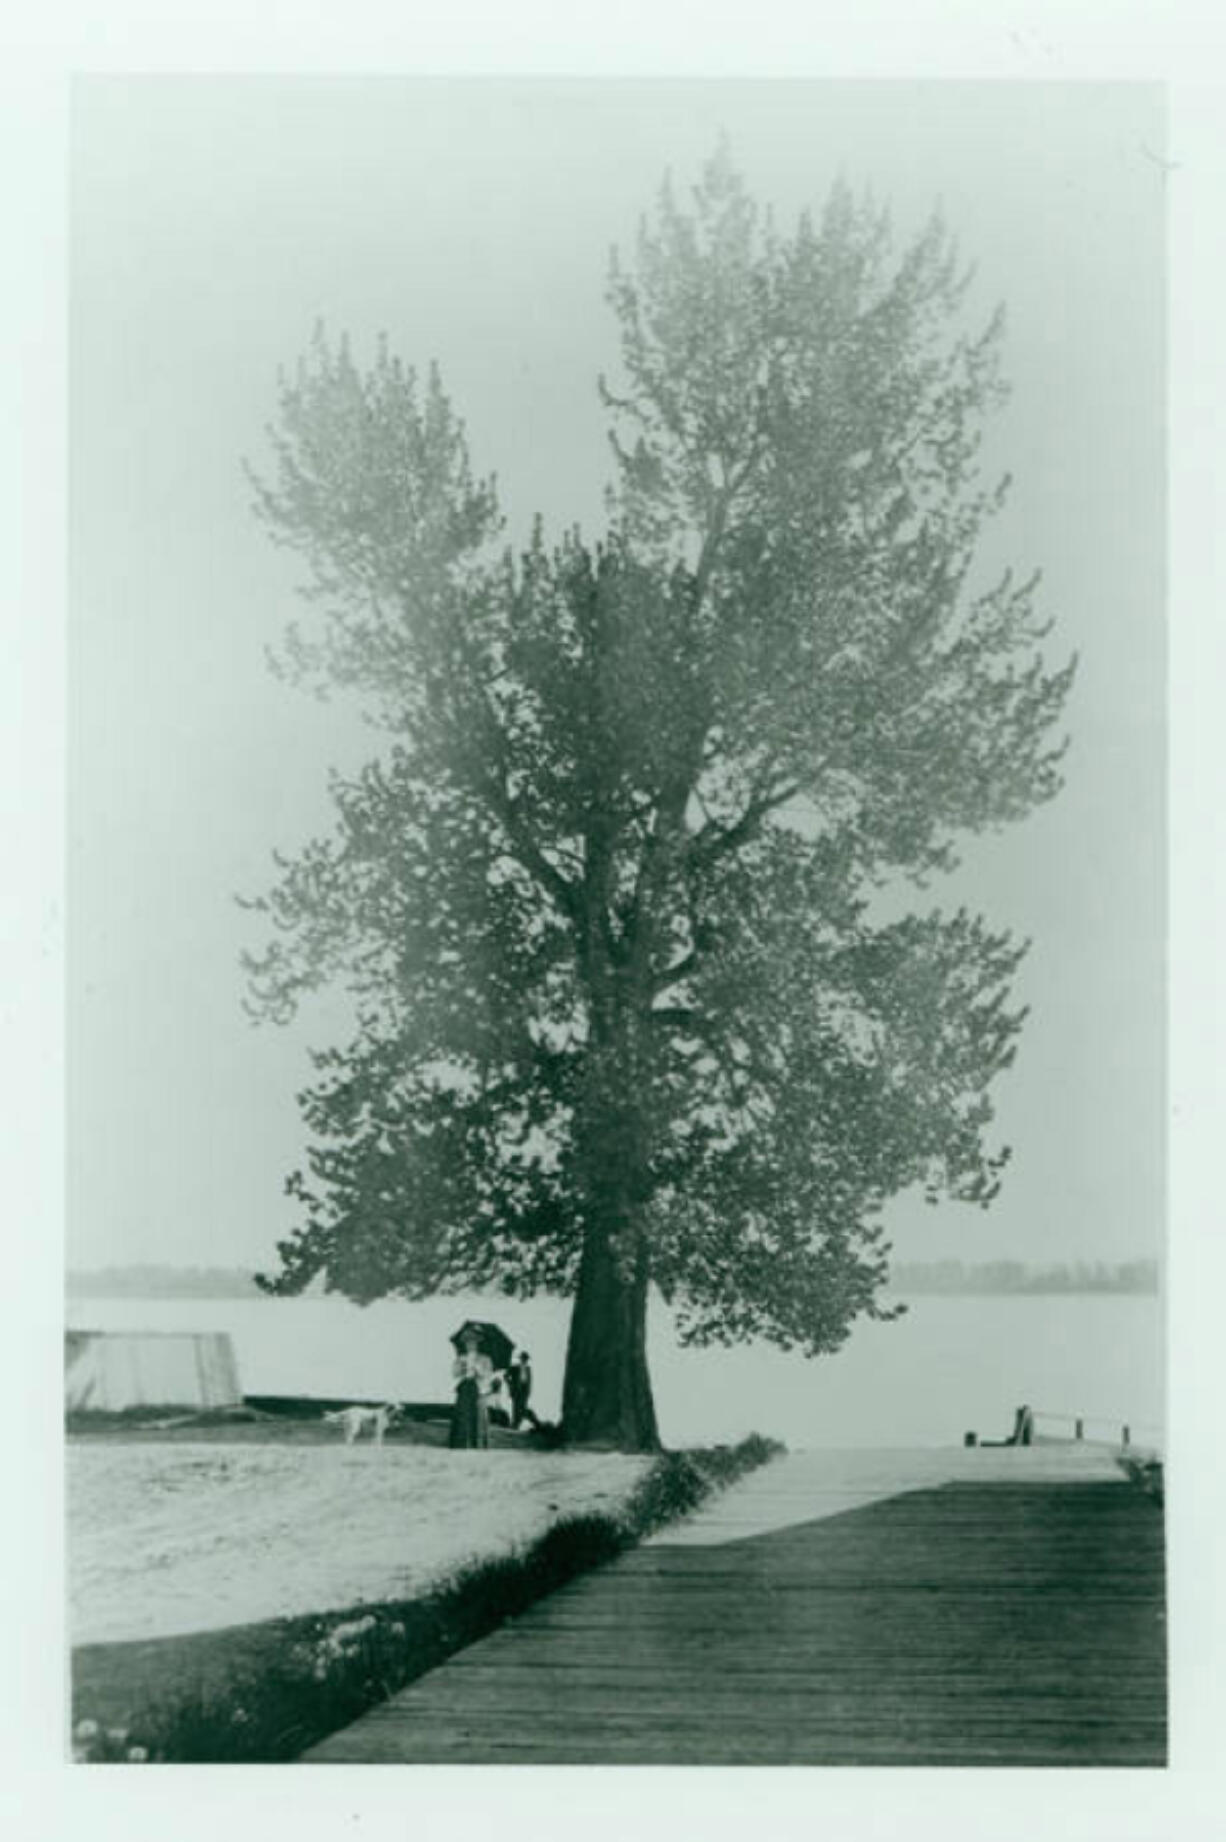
563,859 -> 662,1452
561,1227 -> 660,1452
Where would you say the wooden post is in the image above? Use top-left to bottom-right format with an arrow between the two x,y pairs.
1122,1424 -> 1131,1449
1075,1417 -> 1084,1441
1010,1406 -> 1034,1447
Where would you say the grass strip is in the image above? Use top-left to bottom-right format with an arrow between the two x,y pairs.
71,1433 -> 783,1764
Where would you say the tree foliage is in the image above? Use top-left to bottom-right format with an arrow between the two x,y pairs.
242,152 -> 1074,1442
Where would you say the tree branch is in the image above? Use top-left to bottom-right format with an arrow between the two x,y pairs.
484,762 -> 581,926
689,776 -> 802,869
446,607 -> 583,928
689,435 -> 763,613
648,1005 -> 702,1031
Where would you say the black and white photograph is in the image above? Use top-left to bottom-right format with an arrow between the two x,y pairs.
60,68 -> 1172,1776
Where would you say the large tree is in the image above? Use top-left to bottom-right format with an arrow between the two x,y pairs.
242,153 -> 1074,1451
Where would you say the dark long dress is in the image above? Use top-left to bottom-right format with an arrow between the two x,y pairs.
448,1356 -> 490,1449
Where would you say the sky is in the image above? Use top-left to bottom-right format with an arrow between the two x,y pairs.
68,77 -> 1165,1275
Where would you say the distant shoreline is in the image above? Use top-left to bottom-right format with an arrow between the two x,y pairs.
888,1259 -> 1159,1298
66,1260 -> 1160,1302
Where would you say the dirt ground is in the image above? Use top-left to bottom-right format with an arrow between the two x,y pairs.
68,1439 -> 649,1645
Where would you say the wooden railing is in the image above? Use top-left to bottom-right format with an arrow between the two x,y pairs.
1029,1408 -> 1163,1451
963,1405 -> 1164,1451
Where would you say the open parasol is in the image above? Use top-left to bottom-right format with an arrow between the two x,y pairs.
449,1319 -> 515,1371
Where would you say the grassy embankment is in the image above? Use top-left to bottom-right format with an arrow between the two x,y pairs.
71,1433 -> 782,1764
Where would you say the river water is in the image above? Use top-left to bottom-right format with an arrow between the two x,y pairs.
65,1289 -> 1164,1452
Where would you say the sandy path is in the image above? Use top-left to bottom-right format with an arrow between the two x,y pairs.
69,1442 -> 649,1644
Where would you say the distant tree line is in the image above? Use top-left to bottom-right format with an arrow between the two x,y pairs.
66,1265 -> 263,1299
888,1258 -> 1159,1296
68,1257 -> 1158,1300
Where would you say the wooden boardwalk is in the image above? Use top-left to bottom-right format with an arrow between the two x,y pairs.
306,1450 -> 1166,1767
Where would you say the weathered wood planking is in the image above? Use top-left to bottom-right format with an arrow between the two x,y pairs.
306,1479 -> 1166,1766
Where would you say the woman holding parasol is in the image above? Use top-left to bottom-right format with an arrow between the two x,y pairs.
447,1320 -> 514,1449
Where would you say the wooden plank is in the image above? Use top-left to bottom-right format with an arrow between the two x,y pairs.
351,1694 -> 1165,1731
311,1739 -> 1161,1767
508,1600 -> 1164,1630
312,1725 -> 1166,1768
441,1659 -> 1164,1687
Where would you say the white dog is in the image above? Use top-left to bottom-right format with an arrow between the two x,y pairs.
324,1403 -> 402,1446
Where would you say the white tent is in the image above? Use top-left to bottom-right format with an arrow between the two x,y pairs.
65,1330 -> 242,1412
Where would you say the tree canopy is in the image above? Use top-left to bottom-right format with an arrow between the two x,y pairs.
242,151 -> 1074,1448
